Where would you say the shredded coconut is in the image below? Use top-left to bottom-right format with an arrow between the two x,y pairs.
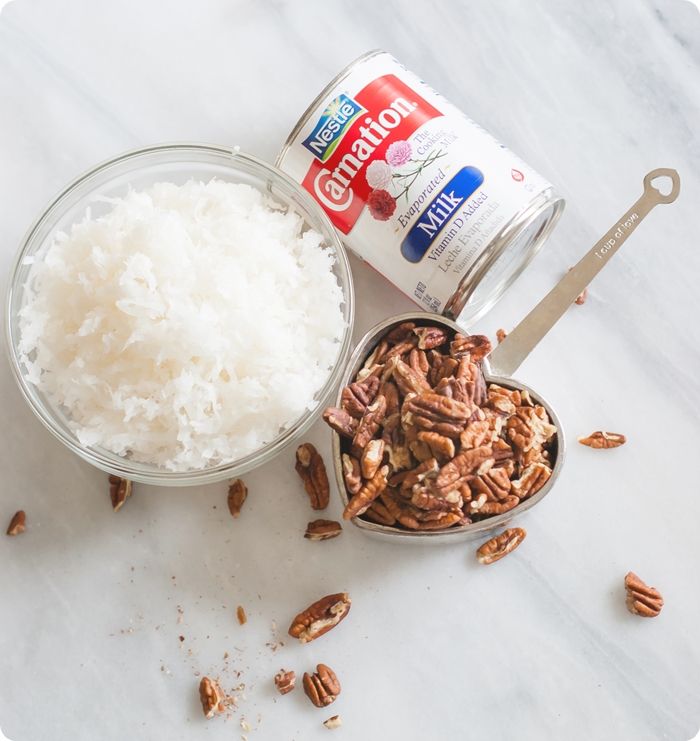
18,179 -> 346,471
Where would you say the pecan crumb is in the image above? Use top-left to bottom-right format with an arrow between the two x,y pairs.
305,519 -> 342,541
6,510 -> 26,536
625,572 -> 663,618
295,443 -> 331,510
496,328 -> 507,344
227,479 -> 248,518
568,267 -> 588,304
578,431 -> 626,449
199,676 -> 226,718
274,669 -> 296,695
303,664 -> 341,707
288,592 -> 351,643
323,714 -> 343,729
108,475 -> 132,512
236,605 -> 247,625
7,509 -> 27,535
476,527 -> 527,564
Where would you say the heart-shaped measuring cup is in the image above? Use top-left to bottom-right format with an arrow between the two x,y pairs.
331,169 -> 680,543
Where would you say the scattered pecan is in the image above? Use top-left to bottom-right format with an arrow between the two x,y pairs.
274,669 -> 296,695
476,527 -> 527,564
322,407 -> 358,439
624,572 -> 663,618
288,593 -> 351,643
303,664 -> 341,708
361,438 -> 385,479
344,465 -> 389,519
236,605 -> 247,625
305,519 -> 342,541
351,395 -> 387,457
496,328 -> 507,343
578,431 -> 626,449
295,443 -> 330,510
416,431 -> 455,462
108,475 -> 132,512
450,333 -> 492,361
414,325 -> 449,350
341,375 -> 379,418
323,715 -> 343,730
199,676 -> 226,718
227,479 -> 247,518
6,510 -> 26,536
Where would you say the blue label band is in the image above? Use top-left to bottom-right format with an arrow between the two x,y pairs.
400,166 -> 484,263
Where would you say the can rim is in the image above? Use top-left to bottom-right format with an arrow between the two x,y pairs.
444,189 -> 566,323
275,49 -> 387,168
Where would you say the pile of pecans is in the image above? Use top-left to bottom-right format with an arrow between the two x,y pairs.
323,321 -> 558,531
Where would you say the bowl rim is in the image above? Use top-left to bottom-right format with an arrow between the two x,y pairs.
330,311 -> 566,543
5,142 -> 356,485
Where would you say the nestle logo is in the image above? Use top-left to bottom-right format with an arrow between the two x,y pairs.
302,94 -> 365,162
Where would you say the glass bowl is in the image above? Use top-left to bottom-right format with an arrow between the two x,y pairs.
5,143 -> 355,485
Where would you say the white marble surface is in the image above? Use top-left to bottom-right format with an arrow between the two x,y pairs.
1,1 -> 700,740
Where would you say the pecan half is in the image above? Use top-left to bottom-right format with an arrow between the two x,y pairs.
305,519 -> 342,541
409,348 -> 430,376
470,494 -> 520,515
288,593 -> 351,643
460,419 -> 492,450
364,499 -> 397,526
386,321 -> 416,343
385,337 -> 418,360
6,510 -> 26,536
303,664 -> 341,707
487,384 -> 521,416
227,479 -> 248,518
450,333 -> 492,361
341,454 -> 362,495
199,676 -> 226,718
476,527 -> 526,564
402,392 -> 472,438
274,669 -> 296,695
392,358 -> 432,396
361,438 -> 385,479
344,465 -> 389,519
469,467 -> 512,502
322,407 -> 358,438
434,446 -> 493,493
351,395 -> 387,457
624,572 -> 663,617
511,462 -> 552,500
380,380 -> 400,418
295,443 -> 330,510
108,475 -> 132,512
341,375 -> 380,418
416,431 -> 455,462
414,325 -> 449,350
578,431 -> 626,449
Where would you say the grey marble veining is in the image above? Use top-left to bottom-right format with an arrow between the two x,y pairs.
0,1 -> 699,740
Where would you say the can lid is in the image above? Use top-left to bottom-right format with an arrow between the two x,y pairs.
445,190 -> 565,325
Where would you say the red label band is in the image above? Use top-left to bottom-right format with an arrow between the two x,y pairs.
301,75 -> 442,234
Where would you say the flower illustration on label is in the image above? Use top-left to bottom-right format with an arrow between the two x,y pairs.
367,189 -> 397,221
386,140 -> 413,167
366,160 -> 393,190
511,168 -> 525,182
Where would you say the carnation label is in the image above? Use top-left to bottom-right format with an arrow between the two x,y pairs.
278,51 -> 564,321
